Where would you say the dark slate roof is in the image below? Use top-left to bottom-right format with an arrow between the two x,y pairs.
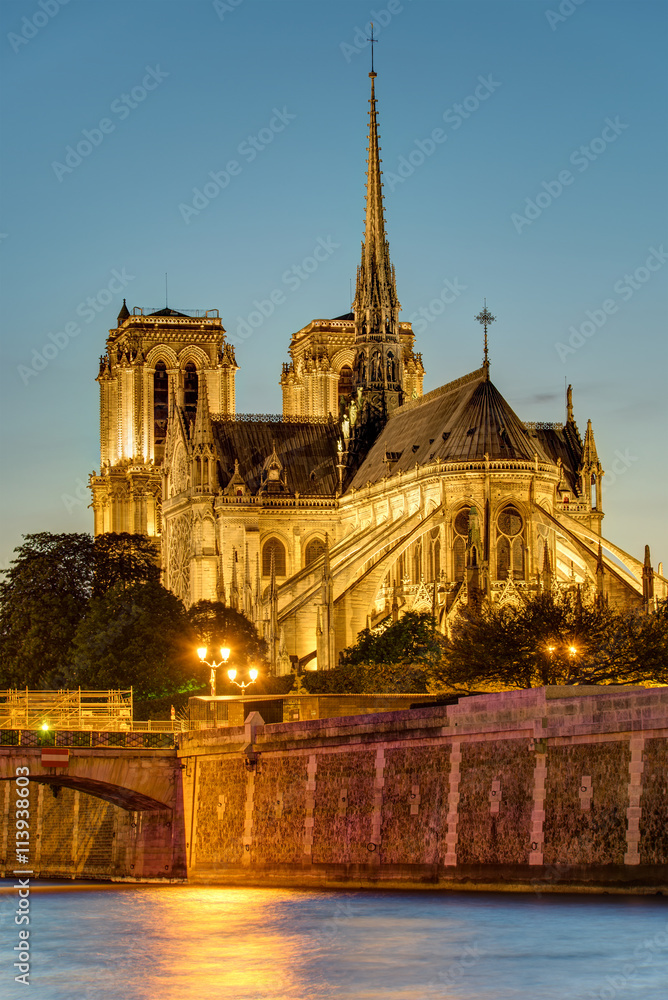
332,312 -> 354,321
149,307 -> 190,317
349,371 -> 558,489
529,424 -> 583,495
212,419 -> 340,496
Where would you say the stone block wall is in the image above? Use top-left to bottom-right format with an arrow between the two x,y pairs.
179,686 -> 668,892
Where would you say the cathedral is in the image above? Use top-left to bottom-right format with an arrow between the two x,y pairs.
89,66 -> 666,673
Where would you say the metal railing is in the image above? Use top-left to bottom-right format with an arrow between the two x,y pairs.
214,413 -> 333,424
0,729 -> 176,750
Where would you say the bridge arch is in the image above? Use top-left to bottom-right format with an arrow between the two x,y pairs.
1,774 -> 170,811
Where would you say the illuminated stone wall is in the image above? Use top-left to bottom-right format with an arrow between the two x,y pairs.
180,686 -> 668,891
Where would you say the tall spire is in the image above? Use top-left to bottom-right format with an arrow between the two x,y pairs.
351,49 -> 403,420
354,70 -> 397,317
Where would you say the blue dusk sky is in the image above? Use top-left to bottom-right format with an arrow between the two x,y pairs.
0,0 -> 666,573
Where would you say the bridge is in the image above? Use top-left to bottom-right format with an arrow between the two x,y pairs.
0,742 -> 185,880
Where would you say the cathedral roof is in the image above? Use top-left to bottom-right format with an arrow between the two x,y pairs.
149,307 -> 190,317
211,419 -> 340,496
348,371 -> 562,489
529,423 -> 583,494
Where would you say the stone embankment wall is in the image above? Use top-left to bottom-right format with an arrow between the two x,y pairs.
179,686 -> 668,893
0,750 -> 186,880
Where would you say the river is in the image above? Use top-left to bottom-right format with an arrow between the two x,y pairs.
1,882 -> 666,999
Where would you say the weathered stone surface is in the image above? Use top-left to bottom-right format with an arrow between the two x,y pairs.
543,742 -> 630,866
380,746 -> 448,865
457,739 -> 534,865
639,737 -> 668,865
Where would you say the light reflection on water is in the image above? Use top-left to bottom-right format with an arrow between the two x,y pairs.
1,883 -> 667,1000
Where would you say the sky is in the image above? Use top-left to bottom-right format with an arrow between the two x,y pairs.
0,0 -> 666,573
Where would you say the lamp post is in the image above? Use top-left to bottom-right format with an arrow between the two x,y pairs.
197,645 -> 231,698
227,667 -> 259,692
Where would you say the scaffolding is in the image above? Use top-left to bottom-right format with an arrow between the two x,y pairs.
0,689 -> 134,732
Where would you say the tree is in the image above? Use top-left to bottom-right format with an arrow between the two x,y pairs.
340,611 -> 447,667
0,531 -> 170,688
299,612 -> 445,695
439,592 -> 667,690
589,599 -> 668,683
93,533 -> 160,598
0,532 -> 95,687
68,581 -> 197,698
187,601 -> 267,672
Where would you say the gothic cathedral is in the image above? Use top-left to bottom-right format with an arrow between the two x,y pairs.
90,68 -> 666,673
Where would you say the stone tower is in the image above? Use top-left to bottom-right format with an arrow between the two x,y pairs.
90,302 -> 237,542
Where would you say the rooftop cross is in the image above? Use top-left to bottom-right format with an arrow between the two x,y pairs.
475,299 -> 496,379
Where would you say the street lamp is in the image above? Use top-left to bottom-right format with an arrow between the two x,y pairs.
197,645 -> 231,698
227,667 -> 259,692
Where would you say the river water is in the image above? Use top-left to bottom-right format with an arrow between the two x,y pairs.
1,882 -> 666,1000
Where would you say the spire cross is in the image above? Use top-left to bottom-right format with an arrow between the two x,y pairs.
367,22 -> 377,75
475,299 -> 496,374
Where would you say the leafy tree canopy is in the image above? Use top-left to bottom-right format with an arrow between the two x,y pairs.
187,601 -> 267,668
340,611 -> 447,668
438,592 -> 668,690
68,581 -> 197,698
0,531 -> 165,688
93,532 -> 160,598
0,532 -> 95,687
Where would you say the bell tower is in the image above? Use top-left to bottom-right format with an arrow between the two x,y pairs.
90,301 -> 238,542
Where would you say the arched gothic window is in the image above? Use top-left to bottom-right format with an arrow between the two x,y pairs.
357,352 -> 366,383
153,361 -> 169,460
184,362 -> 198,414
304,537 -> 326,568
453,507 -> 474,583
496,505 -> 524,580
262,537 -> 286,577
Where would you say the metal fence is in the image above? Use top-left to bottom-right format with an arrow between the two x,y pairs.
0,729 -> 176,750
